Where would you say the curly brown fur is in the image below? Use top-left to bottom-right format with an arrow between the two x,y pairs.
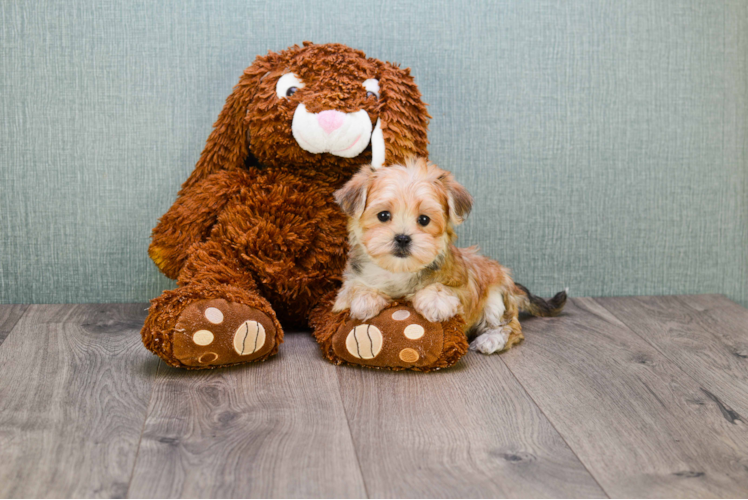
149,42 -> 429,280
142,42 -> 456,369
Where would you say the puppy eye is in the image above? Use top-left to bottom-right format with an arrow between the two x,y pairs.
276,73 -> 305,99
377,211 -> 391,222
417,215 -> 430,226
363,79 -> 380,101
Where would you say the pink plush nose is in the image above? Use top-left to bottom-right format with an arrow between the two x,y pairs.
317,110 -> 345,134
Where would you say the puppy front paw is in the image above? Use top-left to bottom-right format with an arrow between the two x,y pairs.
412,284 -> 461,323
469,327 -> 510,354
349,291 -> 390,321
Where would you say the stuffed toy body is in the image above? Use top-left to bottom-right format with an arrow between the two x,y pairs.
141,43 -> 468,370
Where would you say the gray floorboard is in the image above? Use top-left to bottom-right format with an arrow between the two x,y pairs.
0,304 -> 28,346
336,353 -> 606,498
596,294 -> 748,417
501,297 -> 748,497
0,303 -> 156,498
2,296 -> 748,498
127,332 -> 367,499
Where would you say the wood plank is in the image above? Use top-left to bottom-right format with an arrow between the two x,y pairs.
0,303 -> 157,498
336,351 -> 606,497
596,295 -> 748,417
128,332 -> 367,499
501,297 -> 748,498
0,304 -> 28,346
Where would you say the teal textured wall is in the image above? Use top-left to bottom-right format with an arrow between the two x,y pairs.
1,0 -> 746,306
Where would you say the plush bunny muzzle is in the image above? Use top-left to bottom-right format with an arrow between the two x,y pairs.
292,106 -> 385,169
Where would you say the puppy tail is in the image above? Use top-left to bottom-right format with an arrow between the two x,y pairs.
513,283 -> 567,317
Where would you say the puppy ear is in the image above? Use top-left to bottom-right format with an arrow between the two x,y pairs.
334,165 -> 374,217
372,62 -> 431,169
181,54 -> 274,191
440,172 -> 473,224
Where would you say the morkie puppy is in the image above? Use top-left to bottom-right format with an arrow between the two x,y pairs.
333,157 -> 567,354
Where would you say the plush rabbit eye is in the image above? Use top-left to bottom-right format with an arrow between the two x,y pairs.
276,73 -> 304,99
417,215 -> 430,226
377,211 -> 391,222
363,79 -> 379,100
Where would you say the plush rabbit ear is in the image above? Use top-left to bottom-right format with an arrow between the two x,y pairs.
334,165 -> 376,217
181,56 -> 273,191
372,62 -> 430,169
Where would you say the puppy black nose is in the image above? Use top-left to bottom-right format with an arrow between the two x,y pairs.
394,234 -> 411,247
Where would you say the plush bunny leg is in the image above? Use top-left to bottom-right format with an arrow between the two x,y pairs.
141,242 -> 283,369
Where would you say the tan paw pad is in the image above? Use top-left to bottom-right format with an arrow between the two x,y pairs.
403,324 -> 425,340
233,320 -> 266,356
198,352 -> 218,364
391,309 -> 411,321
399,348 -> 420,363
193,330 -> 214,346
346,324 -> 383,359
204,307 -> 224,324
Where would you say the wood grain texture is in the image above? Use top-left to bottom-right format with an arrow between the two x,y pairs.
127,332 -> 367,499
501,297 -> 748,498
3,297 -> 748,498
336,353 -> 606,498
0,304 -> 28,346
0,303 -> 156,498
596,294 -> 748,417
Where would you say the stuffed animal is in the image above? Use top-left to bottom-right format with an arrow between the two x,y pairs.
141,42 -> 468,371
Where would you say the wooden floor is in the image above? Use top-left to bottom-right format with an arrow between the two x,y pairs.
1,296 -> 747,498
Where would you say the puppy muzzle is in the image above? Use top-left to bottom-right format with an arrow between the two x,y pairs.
393,234 -> 412,258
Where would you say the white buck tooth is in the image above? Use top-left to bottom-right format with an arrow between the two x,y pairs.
370,119 -> 385,169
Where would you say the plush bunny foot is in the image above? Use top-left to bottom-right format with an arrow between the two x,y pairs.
141,284 -> 283,369
171,299 -> 277,367
314,301 -> 468,371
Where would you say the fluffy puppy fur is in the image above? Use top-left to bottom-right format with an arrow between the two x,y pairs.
333,157 -> 567,354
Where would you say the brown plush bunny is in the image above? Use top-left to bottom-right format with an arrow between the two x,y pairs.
141,42 -> 468,370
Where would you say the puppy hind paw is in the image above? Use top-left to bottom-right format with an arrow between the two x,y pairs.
470,328 -> 510,355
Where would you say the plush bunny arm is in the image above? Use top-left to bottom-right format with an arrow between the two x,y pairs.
149,170 -> 247,279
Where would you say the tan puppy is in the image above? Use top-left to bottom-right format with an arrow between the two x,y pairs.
333,157 -> 567,354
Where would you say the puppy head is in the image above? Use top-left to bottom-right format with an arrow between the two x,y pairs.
183,42 -> 430,190
335,157 -> 473,273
